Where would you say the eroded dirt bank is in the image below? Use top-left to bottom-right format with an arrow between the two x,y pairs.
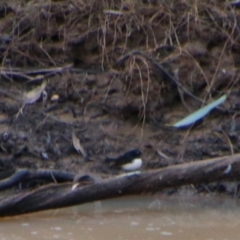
0,0 -> 240,196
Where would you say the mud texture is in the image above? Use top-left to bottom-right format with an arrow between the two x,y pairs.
0,0 -> 240,195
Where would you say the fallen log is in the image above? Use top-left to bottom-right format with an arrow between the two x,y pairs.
0,154 -> 240,217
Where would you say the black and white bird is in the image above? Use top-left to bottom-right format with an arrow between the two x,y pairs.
104,149 -> 142,171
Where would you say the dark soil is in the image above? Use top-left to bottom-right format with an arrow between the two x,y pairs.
0,0 -> 240,195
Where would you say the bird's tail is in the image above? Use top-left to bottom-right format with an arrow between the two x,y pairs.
104,157 -> 115,163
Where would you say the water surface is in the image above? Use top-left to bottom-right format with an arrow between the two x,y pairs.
0,194 -> 239,240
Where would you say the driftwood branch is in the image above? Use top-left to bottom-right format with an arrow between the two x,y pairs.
0,154 -> 240,217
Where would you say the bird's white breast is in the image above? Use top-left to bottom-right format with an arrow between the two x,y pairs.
122,158 -> 142,171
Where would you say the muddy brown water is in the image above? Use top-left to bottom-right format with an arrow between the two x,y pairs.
0,195 -> 239,240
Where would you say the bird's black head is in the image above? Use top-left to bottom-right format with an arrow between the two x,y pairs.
127,149 -> 142,159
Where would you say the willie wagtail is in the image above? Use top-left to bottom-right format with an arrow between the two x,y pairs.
104,149 -> 142,171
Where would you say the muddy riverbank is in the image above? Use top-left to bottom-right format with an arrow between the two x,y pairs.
0,0 -> 240,198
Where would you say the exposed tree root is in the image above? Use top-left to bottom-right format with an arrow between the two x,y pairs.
0,169 -> 74,191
